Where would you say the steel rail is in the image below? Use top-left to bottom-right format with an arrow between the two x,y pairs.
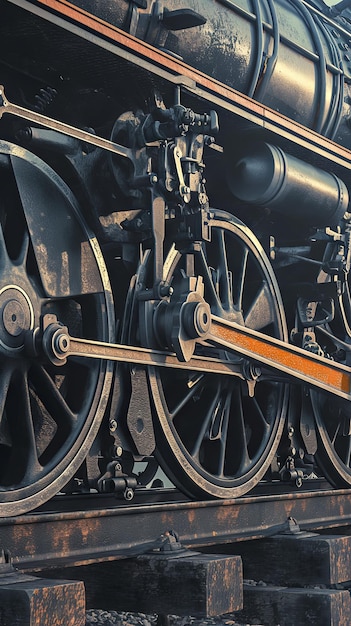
3,487 -> 351,571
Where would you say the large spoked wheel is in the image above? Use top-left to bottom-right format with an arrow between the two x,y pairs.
0,142 -> 114,516
311,258 -> 351,486
144,211 -> 288,499
312,389 -> 351,486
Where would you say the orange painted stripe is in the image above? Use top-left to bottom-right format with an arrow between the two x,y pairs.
212,321 -> 351,395
31,0 -> 351,167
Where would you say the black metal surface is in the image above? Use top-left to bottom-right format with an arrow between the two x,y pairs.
144,212 -> 288,499
38,0 -> 347,140
0,141 -> 114,517
10,147 -> 104,297
228,142 -> 349,227
5,0 -> 351,170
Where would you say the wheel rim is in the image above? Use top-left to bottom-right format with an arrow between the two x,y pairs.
0,141 -> 114,516
145,211 -> 288,498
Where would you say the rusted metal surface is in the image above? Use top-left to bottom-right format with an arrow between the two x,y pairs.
209,317 -> 351,400
1,488 -> 351,572
233,532 -> 351,585
39,310 -> 351,401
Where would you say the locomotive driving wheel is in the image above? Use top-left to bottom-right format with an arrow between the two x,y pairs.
0,141 -> 114,517
135,211 -> 288,499
311,259 -> 351,487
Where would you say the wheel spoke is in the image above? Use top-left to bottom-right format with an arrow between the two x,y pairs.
169,374 -> 205,421
245,282 -> 276,330
190,387 -> 222,458
331,420 -> 341,446
22,374 -> 41,475
197,245 -> 222,311
7,371 -> 41,482
0,141 -> 113,516
250,395 -> 270,432
344,435 -> 351,469
215,392 -> 231,478
232,388 -> 251,473
233,247 -> 249,313
0,218 -> 10,272
0,364 -> 13,425
29,364 -> 76,431
214,229 -> 234,313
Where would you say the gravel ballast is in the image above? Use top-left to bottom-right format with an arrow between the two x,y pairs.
85,610 -> 257,626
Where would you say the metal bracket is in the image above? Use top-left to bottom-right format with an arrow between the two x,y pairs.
97,461 -> 137,500
144,530 -> 199,559
0,549 -> 13,576
126,366 -> 156,456
277,517 -> 317,539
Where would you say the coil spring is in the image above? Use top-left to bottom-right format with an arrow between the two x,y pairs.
33,87 -> 57,113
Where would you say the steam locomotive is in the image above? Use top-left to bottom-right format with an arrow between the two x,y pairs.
1,0 -> 351,516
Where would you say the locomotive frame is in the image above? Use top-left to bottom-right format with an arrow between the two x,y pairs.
1,0 -> 351,516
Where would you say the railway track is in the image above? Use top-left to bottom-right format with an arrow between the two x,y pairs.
1,485 -> 350,626
1,482 -> 351,571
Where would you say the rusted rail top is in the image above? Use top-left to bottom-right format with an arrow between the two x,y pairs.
2,488 -> 351,572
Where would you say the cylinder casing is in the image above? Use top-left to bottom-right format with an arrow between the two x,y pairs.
227,142 -> 349,226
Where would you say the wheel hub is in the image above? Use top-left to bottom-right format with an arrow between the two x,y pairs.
181,298 -> 211,339
0,285 -> 34,350
153,276 -> 211,362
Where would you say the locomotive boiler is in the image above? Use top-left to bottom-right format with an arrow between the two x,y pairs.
1,0 -> 351,516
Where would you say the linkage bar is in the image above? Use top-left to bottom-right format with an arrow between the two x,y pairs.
41,316 -> 351,400
0,85 -> 131,159
52,334 -> 245,379
209,316 -> 351,400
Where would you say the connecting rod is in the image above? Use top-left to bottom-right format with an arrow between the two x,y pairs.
38,314 -> 351,401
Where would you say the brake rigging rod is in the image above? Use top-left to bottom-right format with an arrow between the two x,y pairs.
0,85 -> 131,159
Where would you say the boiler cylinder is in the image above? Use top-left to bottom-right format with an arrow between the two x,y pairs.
70,0 -> 351,147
